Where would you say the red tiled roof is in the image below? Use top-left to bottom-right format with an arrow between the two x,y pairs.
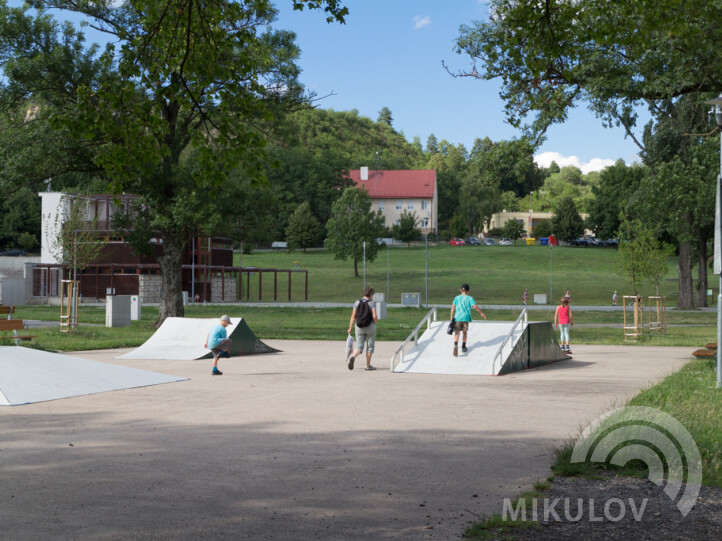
348,169 -> 436,199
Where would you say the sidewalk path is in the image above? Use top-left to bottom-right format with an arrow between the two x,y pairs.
0,342 -> 692,539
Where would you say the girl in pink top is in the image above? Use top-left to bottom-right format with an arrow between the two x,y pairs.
554,297 -> 573,354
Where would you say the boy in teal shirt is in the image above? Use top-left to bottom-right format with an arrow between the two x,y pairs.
450,283 -> 485,356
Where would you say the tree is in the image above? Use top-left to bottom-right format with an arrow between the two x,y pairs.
616,216 -> 672,296
286,202 -> 322,252
325,187 -> 386,277
502,219 -> 525,241
45,195 -> 105,275
377,106 -> 393,128
532,220 -> 553,238
447,214 -> 467,238
551,197 -> 584,243
392,211 -> 421,247
587,160 -> 646,239
452,0 -> 721,308
453,1 -> 722,141
0,1 -> 347,325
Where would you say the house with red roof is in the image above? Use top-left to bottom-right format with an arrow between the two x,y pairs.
348,168 -> 437,234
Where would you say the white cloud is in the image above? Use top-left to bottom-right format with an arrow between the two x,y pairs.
414,15 -> 431,29
534,151 -> 618,174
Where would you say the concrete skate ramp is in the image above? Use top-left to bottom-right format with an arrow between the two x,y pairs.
117,317 -> 279,361
0,346 -> 187,406
393,320 -> 567,376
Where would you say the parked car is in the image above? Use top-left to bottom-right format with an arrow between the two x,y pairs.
449,238 -> 466,246
0,248 -> 26,256
466,236 -> 481,246
271,241 -> 288,249
586,236 -> 603,246
570,237 -> 588,246
483,238 -> 497,246
499,238 -> 513,246
603,238 -> 619,247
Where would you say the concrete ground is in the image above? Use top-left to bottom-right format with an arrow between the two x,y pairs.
0,342 -> 692,540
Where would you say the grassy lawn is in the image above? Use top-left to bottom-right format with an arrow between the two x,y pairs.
9,303 -> 716,351
236,244 -> 688,306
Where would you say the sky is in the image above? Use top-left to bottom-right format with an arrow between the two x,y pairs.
273,1 -> 645,173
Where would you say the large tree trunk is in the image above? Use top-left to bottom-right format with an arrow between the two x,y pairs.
353,258 -> 359,277
696,233 -> 708,308
157,230 -> 186,326
677,242 -> 694,309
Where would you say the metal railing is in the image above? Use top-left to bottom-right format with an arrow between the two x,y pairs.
390,307 -> 437,372
491,309 -> 528,374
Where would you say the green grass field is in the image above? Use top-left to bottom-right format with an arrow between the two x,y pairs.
5,242 -> 715,351
237,244 -> 686,306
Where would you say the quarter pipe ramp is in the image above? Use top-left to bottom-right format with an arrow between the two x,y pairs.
117,317 -> 279,361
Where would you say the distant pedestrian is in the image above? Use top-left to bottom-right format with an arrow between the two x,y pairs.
204,315 -> 233,375
554,297 -> 573,355
565,289 -> 571,301
347,286 -> 378,371
612,291 -> 618,306
523,288 -> 528,305
450,283 -> 486,357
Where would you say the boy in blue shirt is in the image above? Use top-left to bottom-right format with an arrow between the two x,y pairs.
450,284 -> 485,356
204,315 -> 233,375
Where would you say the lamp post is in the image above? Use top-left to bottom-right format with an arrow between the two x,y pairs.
704,94 -> 722,389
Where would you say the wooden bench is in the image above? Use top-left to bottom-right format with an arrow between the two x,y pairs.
0,319 -> 38,345
0,306 -> 14,319
692,342 -> 717,360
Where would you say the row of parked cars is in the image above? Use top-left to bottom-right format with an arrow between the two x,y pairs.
450,237 -> 513,246
570,237 -> 619,247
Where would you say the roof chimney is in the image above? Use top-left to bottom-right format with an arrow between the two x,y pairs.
360,166 -> 369,181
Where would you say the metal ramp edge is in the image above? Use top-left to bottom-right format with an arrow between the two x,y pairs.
498,321 -> 570,374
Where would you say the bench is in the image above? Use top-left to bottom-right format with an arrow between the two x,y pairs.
692,342 -> 717,360
0,306 -> 14,319
0,319 -> 38,345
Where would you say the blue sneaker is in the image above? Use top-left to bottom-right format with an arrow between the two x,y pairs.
220,351 -> 230,358
212,368 -> 223,375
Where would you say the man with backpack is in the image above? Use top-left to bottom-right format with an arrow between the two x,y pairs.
346,286 -> 378,371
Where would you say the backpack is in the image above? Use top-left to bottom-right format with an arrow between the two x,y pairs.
355,299 -> 373,328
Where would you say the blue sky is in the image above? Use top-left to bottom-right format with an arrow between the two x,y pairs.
274,1 -> 645,173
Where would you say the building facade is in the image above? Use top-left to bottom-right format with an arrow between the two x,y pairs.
348,168 -> 438,234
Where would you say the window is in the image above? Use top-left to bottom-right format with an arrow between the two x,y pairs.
421,219 -> 429,228
422,200 -> 428,210
378,200 -> 385,210
407,201 -> 414,210
396,200 -> 402,210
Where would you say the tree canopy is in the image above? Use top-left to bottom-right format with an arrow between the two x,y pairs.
0,0 -> 347,322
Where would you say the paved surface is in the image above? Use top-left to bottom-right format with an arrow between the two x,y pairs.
0,342 -> 692,540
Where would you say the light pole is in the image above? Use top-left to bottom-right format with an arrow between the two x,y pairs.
704,94 -> 722,389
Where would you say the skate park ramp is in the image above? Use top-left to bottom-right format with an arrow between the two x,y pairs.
392,317 -> 568,376
117,317 -> 279,361
0,346 -> 187,406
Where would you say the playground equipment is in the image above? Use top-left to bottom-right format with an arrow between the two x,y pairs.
648,296 -> 667,333
623,295 -> 666,341
60,280 -> 79,332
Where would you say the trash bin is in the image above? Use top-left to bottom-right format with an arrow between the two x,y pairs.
540,237 -> 549,246
549,235 -> 558,246
526,237 -> 536,246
